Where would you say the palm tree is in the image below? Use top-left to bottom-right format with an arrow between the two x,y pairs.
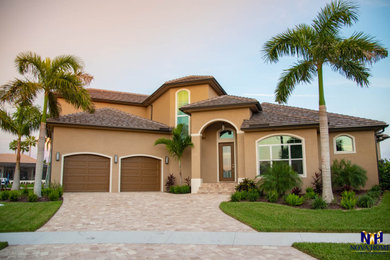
9,139 -> 29,154
25,135 -> 38,157
1,52 -> 95,196
155,124 -> 193,185
263,0 -> 387,202
0,105 -> 41,190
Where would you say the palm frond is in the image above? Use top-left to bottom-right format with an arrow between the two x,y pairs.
15,51 -> 45,79
263,24 -> 316,63
312,0 -> 358,36
51,55 -> 83,74
47,92 -> 61,118
0,109 -> 17,134
336,32 -> 388,64
275,60 -> 316,103
330,59 -> 370,87
1,79 -> 40,105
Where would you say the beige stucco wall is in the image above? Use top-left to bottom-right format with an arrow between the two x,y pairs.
329,130 -> 379,189
51,126 -> 191,192
244,128 -> 320,189
58,98 -> 148,118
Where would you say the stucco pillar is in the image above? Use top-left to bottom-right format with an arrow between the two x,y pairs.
237,131 -> 246,183
191,135 -> 202,193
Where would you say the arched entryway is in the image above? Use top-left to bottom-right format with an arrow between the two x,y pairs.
200,121 -> 237,183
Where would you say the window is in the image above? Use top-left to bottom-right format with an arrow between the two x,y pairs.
257,135 -> 305,175
176,90 -> 190,134
219,130 -> 234,139
334,134 -> 355,153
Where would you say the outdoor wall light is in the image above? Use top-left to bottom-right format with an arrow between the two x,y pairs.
165,156 -> 169,164
114,155 -> 118,164
56,152 -> 60,161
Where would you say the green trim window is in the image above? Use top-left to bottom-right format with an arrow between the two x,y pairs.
257,135 -> 304,175
176,90 -> 190,134
335,135 -> 355,153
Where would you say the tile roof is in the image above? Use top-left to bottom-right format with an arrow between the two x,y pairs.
180,95 -> 261,112
47,108 -> 171,132
164,75 -> 214,84
0,153 -> 36,164
241,102 -> 387,130
87,88 -> 148,104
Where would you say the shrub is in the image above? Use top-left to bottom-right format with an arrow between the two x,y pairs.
311,170 -> 322,194
340,190 -> 356,210
235,178 -> 256,192
28,193 -> 38,202
166,174 -> 176,192
312,196 -> 327,209
305,187 -> 314,193
0,191 -> 10,200
9,190 -> 20,202
51,183 -> 63,198
357,195 -> 374,208
231,192 -> 241,202
367,190 -> 381,201
378,159 -> 390,190
331,159 -> 367,190
369,185 -> 383,195
48,190 -> 60,201
285,193 -> 304,206
21,186 -> 29,196
239,191 -> 248,200
247,190 -> 260,202
42,188 -> 51,197
304,190 -> 317,200
291,187 -> 302,196
258,163 -> 302,196
169,185 -> 190,194
266,190 -> 278,202
184,177 -> 191,186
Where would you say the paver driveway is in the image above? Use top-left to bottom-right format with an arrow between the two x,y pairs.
39,192 -> 254,232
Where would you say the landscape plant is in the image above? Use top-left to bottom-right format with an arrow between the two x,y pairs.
285,193 -> 304,206
311,170 -> 322,194
263,0 -> 388,202
231,192 -> 241,202
378,159 -> 390,190
331,159 -> 367,190
357,194 -> 374,208
247,190 -> 260,202
0,191 -> 10,200
0,105 -> 41,190
312,196 -> 328,209
258,163 -> 301,196
235,178 -> 256,192
1,52 -> 95,197
266,190 -> 278,203
9,190 -> 20,202
340,190 -> 356,209
165,173 -> 176,192
28,193 -> 38,202
155,124 -> 193,185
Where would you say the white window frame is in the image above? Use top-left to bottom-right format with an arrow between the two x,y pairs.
175,89 -> 190,132
255,134 -> 307,177
334,134 -> 356,154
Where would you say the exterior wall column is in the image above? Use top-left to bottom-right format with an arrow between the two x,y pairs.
237,131 -> 246,183
191,134 -> 202,193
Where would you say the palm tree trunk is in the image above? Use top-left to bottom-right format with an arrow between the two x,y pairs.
318,65 -> 334,203
11,136 -> 22,190
34,93 -> 48,197
179,159 -> 182,185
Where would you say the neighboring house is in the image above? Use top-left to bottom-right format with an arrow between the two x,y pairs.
47,76 -> 388,193
0,153 -> 46,182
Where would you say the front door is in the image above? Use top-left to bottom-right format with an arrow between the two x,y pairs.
219,142 -> 235,181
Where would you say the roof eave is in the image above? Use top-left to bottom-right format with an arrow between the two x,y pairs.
181,103 -> 260,114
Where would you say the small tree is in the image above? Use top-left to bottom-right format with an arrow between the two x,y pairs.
258,163 -> 302,196
9,139 -> 29,154
0,105 -> 41,190
331,159 -> 367,190
154,124 -> 193,185
25,136 -> 38,157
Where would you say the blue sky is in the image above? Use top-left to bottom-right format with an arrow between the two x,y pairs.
0,0 -> 389,158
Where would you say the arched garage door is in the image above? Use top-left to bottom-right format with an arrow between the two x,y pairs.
121,156 -> 161,191
63,154 -> 110,192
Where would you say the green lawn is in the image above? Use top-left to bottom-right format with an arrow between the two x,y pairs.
293,243 -> 390,260
219,191 -> 390,232
0,242 -> 8,250
0,201 -> 62,232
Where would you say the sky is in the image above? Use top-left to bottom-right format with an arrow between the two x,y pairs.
0,0 -> 389,159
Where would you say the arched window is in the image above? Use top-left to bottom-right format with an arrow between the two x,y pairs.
257,135 -> 305,175
176,90 -> 190,134
219,129 -> 234,139
334,134 -> 355,153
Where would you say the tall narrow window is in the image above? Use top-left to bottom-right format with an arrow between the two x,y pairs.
176,90 -> 190,134
257,135 -> 305,176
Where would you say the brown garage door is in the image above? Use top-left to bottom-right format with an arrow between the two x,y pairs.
63,154 -> 110,192
121,156 -> 161,191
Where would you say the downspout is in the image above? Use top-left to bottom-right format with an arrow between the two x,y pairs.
150,105 -> 153,120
